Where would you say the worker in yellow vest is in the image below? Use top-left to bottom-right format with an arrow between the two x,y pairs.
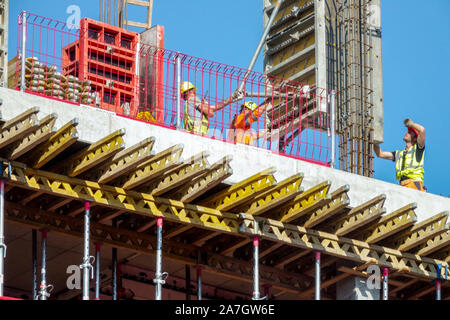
373,118 -> 426,191
180,82 -> 236,135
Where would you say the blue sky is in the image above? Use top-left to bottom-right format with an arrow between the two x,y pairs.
9,1 -> 450,196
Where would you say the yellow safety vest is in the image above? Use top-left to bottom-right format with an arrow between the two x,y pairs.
183,101 -> 209,135
395,144 -> 425,183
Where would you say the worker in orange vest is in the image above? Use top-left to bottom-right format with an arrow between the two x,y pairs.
229,101 -> 268,146
374,118 -> 426,191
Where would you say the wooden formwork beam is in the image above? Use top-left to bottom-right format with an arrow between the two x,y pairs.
52,129 -> 126,177
274,181 -> 332,223
7,113 -> 57,160
118,144 -> 184,190
331,195 -> 386,236
357,203 -> 418,244
201,167 -> 277,211
0,108 -> 40,149
388,212 -> 449,252
172,156 -> 233,203
91,137 -> 156,184
238,173 -> 304,216
303,185 -> 350,228
28,119 -> 79,169
141,152 -> 210,196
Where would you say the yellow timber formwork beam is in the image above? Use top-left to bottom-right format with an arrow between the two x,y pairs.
52,129 -> 126,177
171,156 -> 233,203
416,231 -> 450,257
3,163 -> 240,233
140,152 -> 211,196
387,211 -> 449,252
0,107 -> 40,149
2,160 -> 448,281
273,181 -> 331,223
4,201 -> 312,295
28,119 -> 79,169
331,194 -> 387,236
237,173 -> 304,216
89,137 -> 156,184
239,214 -> 448,280
200,167 -> 278,212
118,144 -> 184,190
356,203 -> 418,244
7,113 -> 57,160
303,185 -> 350,228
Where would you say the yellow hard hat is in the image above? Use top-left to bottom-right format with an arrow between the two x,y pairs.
242,101 -> 258,111
180,81 -> 196,94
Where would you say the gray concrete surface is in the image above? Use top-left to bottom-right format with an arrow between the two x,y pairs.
1,87 -> 449,222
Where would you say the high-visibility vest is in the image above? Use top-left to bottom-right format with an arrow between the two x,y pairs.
230,110 -> 261,145
183,101 -> 209,135
395,144 -> 425,183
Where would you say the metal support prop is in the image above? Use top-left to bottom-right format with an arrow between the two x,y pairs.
154,216 -> 166,300
95,242 -> 102,300
315,251 -> 321,300
0,179 -> 5,297
238,0 -> 284,94
252,220 -> 260,300
436,264 -> 441,301
330,91 -> 336,168
32,229 -> 37,300
176,56 -> 182,129
112,219 -> 118,300
20,11 -> 27,92
196,266 -> 202,300
81,201 -> 93,300
382,267 -> 389,300
38,229 -> 52,300
185,265 -> 191,300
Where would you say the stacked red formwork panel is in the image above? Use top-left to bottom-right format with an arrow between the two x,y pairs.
62,18 -> 139,116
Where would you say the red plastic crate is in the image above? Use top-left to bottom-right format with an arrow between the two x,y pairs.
63,18 -> 139,115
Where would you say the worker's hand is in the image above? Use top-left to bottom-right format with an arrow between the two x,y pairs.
404,118 -> 413,127
231,90 -> 244,102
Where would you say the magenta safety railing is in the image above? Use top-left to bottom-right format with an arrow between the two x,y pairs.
137,44 -> 335,166
14,11 -> 337,167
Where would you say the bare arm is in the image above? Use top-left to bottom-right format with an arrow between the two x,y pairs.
374,144 -> 394,161
200,92 -> 240,117
405,118 -> 425,148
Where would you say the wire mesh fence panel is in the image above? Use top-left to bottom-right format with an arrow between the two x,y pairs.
138,45 -> 335,166
14,11 -> 336,167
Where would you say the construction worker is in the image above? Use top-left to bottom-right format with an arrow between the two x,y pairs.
229,101 -> 268,146
373,118 -> 426,191
180,81 -> 236,135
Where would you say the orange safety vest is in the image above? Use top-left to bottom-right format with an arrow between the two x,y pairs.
230,109 -> 261,145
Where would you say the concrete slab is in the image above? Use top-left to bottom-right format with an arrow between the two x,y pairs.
1,88 -> 449,222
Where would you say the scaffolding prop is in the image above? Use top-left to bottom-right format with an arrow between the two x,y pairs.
153,216 -> 168,300
32,229 -> 37,300
95,242 -> 102,300
112,218 -> 118,300
315,251 -> 321,300
80,201 -> 94,300
382,267 -> 388,300
38,229 -> 53,300
252,219 -> 267,300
